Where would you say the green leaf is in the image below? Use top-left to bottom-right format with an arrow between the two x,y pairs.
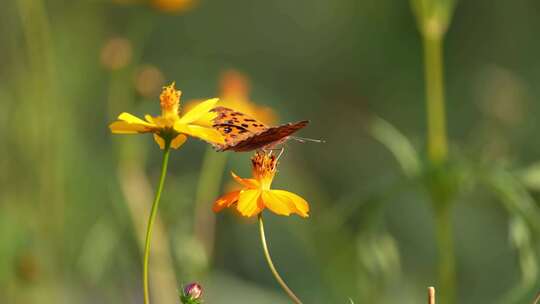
485,168 -> 540,233
368,116 -> 421,178
517,162 -> 540,191
483,168 -> 540,304
509,216 -> 538,285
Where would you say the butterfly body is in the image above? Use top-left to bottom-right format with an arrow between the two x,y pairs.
211,107 -> 309,152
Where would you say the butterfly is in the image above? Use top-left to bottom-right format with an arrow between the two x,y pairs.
210,106 -> 310,152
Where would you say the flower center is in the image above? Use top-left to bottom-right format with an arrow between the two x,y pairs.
251,152 -> 277,190
160,82 -> 181,120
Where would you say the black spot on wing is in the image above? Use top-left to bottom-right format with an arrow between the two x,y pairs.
213,123 -> 252,134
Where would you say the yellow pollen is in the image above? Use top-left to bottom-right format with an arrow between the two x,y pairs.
159,82 -> 181,116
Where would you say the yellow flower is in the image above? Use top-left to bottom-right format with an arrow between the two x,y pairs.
184,70 -> 277,125
109,82 -> 225,149
213,152 -> 309,217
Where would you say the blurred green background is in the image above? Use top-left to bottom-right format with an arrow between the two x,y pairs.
2,0 -> 540,303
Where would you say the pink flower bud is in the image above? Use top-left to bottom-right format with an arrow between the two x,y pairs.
184,282 -> 202,299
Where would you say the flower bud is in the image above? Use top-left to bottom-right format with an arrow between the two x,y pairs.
181,282 -> 203,303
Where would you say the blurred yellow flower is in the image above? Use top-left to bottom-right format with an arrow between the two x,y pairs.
185,70 -> 277,125
151,0 -> 197,13
213,152 -> 309,217
109,82 -> 224,149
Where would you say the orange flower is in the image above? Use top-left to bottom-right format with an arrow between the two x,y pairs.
109,82 -> 224,149
151,0 -> 197,13
184,70 -> 277,125
213,152 -> 309,217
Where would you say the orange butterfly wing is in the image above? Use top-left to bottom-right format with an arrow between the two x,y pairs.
230,121 -> 309,152
211,107 -> 268,151
211,106 -> 309,152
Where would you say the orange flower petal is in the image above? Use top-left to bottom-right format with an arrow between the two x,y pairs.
170,134 -> 188,149
271,190 -> 309,217
153,134 -> 166,149
236,189 -> 263,217
231,172 -> 259,189
213,190 -> 241,212
261,190 -> 296,216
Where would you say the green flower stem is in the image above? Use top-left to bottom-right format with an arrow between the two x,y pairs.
258,214 -> 303,304
143,143 -> 171,304
412,1 -> 457,302
423,33 -> 448,165
420,15 -> 455,304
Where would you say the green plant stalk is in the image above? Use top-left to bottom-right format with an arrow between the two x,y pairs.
423,34 -> 448,165
422,25 -> 455,304
258,214 -> 303,304
143,143 -> 171,304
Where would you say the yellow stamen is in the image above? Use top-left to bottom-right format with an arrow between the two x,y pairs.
160,82 -> 181,119
251,152 -> 277,190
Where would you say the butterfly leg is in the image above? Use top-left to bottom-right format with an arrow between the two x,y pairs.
265,147 -> 285,162
277,147 -> 285,161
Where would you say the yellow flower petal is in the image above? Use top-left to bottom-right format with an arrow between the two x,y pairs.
231,172 -> 259,189
236,189 -> 263,217
152,116 -> 176,129
272,190 -> 310,217
178,98 -> 219,124
170,134 -> 188,149
261,190 -> 297,216
213,190 -> 241,212
109,112 -> 155,134
153,134 -> 166,149
192,111 -> 218,127
145,115 -> 155,124
173,122 -> 189,134
175,124 -> 225,144
109,121 -> 152,134
118,112 -> 154,126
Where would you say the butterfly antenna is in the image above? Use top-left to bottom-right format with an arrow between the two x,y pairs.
290,136 -> 325,144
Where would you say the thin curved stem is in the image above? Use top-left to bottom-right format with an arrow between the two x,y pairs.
258,214 -> 303,304
143,145 -> 171,304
